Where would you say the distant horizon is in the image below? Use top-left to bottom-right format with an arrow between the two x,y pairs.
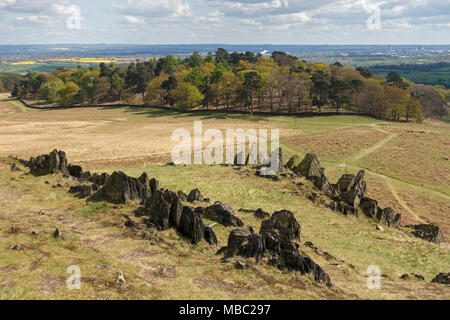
1,43 -> 450,47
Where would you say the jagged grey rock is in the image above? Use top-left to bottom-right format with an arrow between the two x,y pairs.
204,201 -> 244,227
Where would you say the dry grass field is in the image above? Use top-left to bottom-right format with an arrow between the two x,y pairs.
0,93 -> 449,300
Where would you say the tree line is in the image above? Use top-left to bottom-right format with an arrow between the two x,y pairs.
4,48 -> 450,121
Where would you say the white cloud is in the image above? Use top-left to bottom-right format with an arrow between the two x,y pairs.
15,15 -> 52,26
112,0 -> 192,18
0,0 -> 72,15
120,15 -> 145,25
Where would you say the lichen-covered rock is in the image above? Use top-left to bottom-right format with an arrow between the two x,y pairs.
408,224 -> 444,244
204,202 -> 244,227
392,213 -> 402,227
285,155 -> 301,171
294,153 -> 322,179
377,207 -> 395,226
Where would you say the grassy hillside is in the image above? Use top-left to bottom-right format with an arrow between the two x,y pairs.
0,96 -> 449,299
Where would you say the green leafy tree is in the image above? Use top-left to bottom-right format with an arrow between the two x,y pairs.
186,51 -> 204,68
57,82 -> 80,105
311,70 -> 330,112
172,82 -> 203,110
111,73 -> 125,100
40,80 -> 64,103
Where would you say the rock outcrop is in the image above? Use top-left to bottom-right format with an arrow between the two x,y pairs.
408,224 -> 444,244
97,171 -> 151,204
293,153 -> 331,193
144,187 -> 216,245
336,170 -> 366,208
28,149 -> 69,176
360,198 -> 402,227
222,210 -> 331,286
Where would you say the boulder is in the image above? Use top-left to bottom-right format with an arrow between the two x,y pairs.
408,224 -> 444,244
225,229 -> 266,260
204,202 -> 244,227
204,227 -> 218,246
259,210 -> 301,253
187,189 -> 208,203
146,189 -> 182,231
311,171 -> 331,193
179,207 -> 205,244
360,198 -> 379,218
338,170 -> 366,208
48,149 -> 69,176
431,273 -> 450,285
376,207 -> 395,226
285,155 -> 301,171
270,210 -> 301,241
68,164 -> 83,178
392,213 -> 402,227
294,153 -> 322,179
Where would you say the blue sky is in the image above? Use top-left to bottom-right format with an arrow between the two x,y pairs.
0,0 -> 449,44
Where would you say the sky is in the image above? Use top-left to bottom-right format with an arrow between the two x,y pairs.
0,0 -> 449,45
